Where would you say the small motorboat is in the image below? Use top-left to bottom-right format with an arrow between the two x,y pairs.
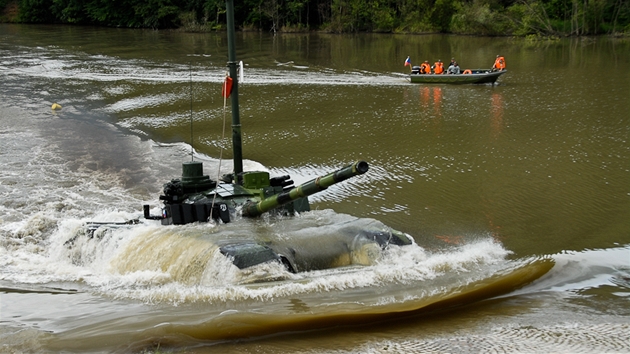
410,68 -> 507,84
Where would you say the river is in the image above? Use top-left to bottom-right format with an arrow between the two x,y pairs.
1,24 -> 629,353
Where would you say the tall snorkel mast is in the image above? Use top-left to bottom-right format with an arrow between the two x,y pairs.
226,0 -> 243,177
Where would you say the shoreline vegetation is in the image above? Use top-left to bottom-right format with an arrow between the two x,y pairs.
1,0 -> 628,36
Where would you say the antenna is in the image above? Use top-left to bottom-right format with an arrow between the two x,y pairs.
226,0 -> 243,176
190,61 -> 194,161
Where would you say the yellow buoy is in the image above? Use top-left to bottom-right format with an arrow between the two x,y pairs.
51,103 -> 62,110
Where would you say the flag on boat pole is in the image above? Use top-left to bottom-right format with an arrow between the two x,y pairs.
404,56 -> 412,71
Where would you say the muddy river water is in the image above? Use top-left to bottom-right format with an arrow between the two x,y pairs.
1,24 -> 629,353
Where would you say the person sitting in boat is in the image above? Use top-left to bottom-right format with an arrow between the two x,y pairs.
446,61 -> 460,74
432,59 -> 444,74
420,60 -> 431,74
492,55 -> 506,71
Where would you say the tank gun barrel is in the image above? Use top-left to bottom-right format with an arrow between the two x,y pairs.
243,161 -> 369,217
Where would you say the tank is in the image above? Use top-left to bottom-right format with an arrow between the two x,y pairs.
144,160 -> 413,273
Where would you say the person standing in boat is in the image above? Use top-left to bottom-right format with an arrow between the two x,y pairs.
447,61 -> 460,74
420,60 -> 431,74
492,55 -> 506,71
432,59 -> 444,74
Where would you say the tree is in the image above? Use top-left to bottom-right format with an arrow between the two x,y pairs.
18,0 -> 55,22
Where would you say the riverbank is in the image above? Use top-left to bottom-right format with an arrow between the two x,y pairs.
3,0 -> 629,36
0,0 -> 18,22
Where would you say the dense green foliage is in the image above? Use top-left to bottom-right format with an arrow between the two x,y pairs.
7,0 -> 630,35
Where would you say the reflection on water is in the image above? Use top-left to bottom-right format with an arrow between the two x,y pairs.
1,24 -> 629,353
433,87 -> 443,118
417,86 -> 444,118
420,86 -> 431,109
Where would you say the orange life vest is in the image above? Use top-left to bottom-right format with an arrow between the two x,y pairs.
463,69 -> 472,74
420,63 -> 431,74
493,56 -> 506,70
434,62 -> 444,74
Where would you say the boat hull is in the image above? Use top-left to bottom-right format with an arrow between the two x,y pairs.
409,69 -> 507,84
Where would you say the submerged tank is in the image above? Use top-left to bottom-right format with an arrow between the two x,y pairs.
143,159 -> 413,273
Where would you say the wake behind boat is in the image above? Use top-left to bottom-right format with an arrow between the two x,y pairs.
409,68 -> 507,84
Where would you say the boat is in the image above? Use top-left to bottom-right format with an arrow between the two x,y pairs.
409,68 -> 507,84
76,0 -> 414,275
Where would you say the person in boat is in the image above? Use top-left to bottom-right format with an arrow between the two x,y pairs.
492,55 -> 506,71
446,61 -> 460,74
420,60 -> 431,74
432,59 -> 444,74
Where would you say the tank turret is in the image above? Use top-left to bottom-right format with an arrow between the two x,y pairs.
149,160 -> 370,225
